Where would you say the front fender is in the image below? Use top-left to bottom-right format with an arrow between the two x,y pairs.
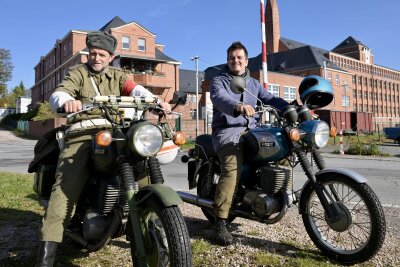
136,184 -> 182,207
302,167 -> 368,191
298,167 -> 368,213
315,167 -> 368,183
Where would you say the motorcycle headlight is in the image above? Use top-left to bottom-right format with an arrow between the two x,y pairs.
299,120 -> 330,148
127,122 -> 163,157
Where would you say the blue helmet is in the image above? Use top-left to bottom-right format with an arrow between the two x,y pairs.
299,75 -> 333,109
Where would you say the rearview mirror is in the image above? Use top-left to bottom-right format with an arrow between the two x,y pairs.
230,76 -> 245,94
171,92 -> 187,105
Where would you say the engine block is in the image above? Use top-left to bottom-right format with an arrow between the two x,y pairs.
260,165 -> 292,194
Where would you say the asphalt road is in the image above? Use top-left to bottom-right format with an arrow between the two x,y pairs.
1,128 -> 399,206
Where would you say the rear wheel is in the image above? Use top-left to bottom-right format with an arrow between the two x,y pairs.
130,195 -> 192,267
300,175 -> 386,264
197,165 -> 236,223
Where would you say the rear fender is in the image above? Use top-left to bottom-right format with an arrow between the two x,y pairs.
135,184 -> 182,207
188,158 -> 208,190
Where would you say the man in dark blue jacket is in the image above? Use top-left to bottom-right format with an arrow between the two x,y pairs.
210,41 -> 288,245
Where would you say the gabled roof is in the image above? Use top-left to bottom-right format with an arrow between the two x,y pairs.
155,49 -> 179,63
203,38 -> 345,81
99,16 -> 127,32
179,69 -> 204,93
116,48 -> 180,65
266,45 -> 343,72
280,37 -> 308,50
333,36 -> 369,50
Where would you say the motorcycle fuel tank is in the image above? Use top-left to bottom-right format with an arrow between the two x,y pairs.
244,125 -> 290,162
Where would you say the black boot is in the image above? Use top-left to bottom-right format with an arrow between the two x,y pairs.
215,218 -> 233,246
35,241 -> 58,267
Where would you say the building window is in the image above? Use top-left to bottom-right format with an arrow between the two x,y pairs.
359,104 -> 363,112
352,75 -> 356,84
342,96 -> 349,108
190,109 -> 197,119
328,73 -> 332,83
283,86 -> 296,101
63,43 -> 67,57
138,38 -> 146,51
188,94 -> 196,103
68,38 -> 72,53
268,84 -> 280,97
364,91 -> 368,99
335,74 -> 339,85
352,89 -> 357,97
122,36 -> 130,49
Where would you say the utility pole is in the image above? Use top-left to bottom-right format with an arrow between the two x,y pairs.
191,56 -> 199,138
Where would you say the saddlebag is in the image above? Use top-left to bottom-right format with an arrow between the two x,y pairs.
33,164 -> 57,198
29,127 -> 61,198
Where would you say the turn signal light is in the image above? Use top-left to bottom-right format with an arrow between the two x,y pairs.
289,129 -> 301,142
330,127 -> 337,137
95,131 -> 112,147
173,131 -> 186,145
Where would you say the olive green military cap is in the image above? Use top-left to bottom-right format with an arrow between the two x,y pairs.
86,31 -> 117,54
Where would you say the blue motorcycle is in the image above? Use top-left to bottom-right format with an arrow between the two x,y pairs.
179,75 -> 386,265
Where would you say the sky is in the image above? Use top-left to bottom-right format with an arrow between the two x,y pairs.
2,0 -> 400,90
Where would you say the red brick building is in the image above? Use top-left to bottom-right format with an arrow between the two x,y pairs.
203,0 -> 400,131
31,16 -> 181,109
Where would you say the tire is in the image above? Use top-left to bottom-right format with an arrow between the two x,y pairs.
130,195 -> 192,267
197,165 -> 236,224
300,174 -> 386,265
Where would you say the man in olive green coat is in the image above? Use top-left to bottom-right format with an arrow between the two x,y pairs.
36,31 -> 170,267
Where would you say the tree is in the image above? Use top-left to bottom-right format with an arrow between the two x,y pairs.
12,81 -> 26,98
0,48 -> 13,96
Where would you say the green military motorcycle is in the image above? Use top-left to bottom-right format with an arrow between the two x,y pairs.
29,95 -> 192,266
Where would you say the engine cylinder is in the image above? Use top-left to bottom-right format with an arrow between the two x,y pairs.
260,165 -> 292,194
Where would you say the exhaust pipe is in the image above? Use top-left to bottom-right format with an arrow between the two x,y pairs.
177,191 -> 214,209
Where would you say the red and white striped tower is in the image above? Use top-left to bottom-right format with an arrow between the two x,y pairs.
260,0 -> 268,90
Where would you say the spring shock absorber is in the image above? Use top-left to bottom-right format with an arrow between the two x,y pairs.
312,149 -> 326,170
120,162 -> 135,192
147,156 -> 164,184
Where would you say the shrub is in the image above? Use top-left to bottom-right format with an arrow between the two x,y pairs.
20,102 -> 58,121
345,143 -> 382,156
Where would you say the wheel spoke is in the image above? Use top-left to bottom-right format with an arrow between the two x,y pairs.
305,180 -> 376,253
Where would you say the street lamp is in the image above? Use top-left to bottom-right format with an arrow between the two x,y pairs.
191,56 -> 199,138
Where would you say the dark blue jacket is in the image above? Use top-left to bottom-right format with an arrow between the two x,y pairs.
210,68 -> 288,151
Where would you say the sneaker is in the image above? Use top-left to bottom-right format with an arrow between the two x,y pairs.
215,218 -> 233,246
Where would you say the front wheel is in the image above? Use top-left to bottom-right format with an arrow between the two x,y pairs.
130,195 -> 192,267
300,175 -> 386,264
